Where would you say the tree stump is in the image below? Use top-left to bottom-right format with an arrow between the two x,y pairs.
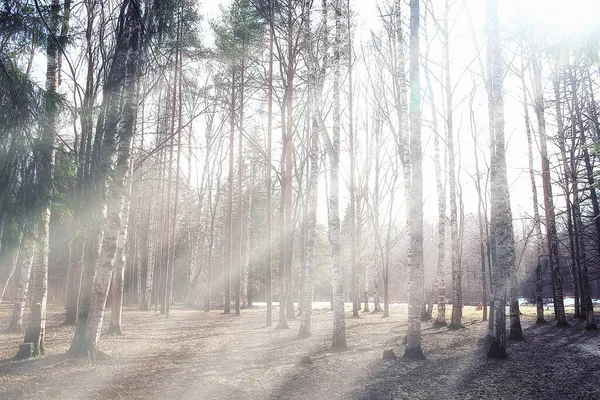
15,343 -> 34,360
300,355 -> 313,365
382,349 -> 397,360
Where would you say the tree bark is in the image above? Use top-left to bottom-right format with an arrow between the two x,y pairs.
523,59 -> 545,324
69,0 -> 141,358
19,0 -> 63,359
264,0 -> 275,328
8,234 -> 34,333
532,55 -> 567,326
329,0 -> 345,350
486,0 -> 514,358
443,0 -> 461,330
404,0 -> 424,360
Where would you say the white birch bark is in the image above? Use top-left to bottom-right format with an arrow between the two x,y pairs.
404,0 -> 424,359
8,234 -> 34,333
442,0 -> 461,329
107,172 -> 133,335
81,3 -> 141,357
486,0 -> 515,358
329,0 -> 345,349
423,13 -> 446,326
20,0 -> 61,358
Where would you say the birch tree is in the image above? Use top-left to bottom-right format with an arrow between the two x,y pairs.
18,0 -> 64,359
486,0 -> 515,358
404,0 -> 425,360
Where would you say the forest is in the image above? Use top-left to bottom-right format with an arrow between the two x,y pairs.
0,0 -> 599,398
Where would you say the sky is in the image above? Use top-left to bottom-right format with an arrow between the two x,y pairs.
196,0 -> 600,229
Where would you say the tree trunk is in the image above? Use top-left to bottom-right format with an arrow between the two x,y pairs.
8,234 -> 34,333
424,9 -> 446,327
19,0 -> 63,359
265,0 -> 274,328
298,92 -> 319,340
276,105 -> 288,329
347,0 -> 358,319
284,0 -> 295,322
236,58 -> 244,316
329,0 -> 345,350
523,60 -> 545,324
224,67 -> 235,315
442,0 -> 461,330
470,93 -> 488,323
404,0 -> 424,360
532,56 -> 567,326
486,0 -> 513,358
372,115 -> 383,315
107,171 -> 134,336
69,1 -> 141,358
568,69 -> 596,328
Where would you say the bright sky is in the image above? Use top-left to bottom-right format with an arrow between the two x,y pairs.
198,0 -> 599,228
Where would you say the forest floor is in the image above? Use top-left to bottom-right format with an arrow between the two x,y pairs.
0,302 -> 599,400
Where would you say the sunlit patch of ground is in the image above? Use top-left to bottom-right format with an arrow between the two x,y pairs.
0,302 -> 598,399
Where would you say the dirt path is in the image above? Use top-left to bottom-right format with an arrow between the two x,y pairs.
1,303 -> 598,399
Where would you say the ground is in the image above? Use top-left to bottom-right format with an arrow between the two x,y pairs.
0,302 -> 599,399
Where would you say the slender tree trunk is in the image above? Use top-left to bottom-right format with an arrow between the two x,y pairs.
568,70 -> 596,328
571,166 -> 596,328
265,0 -> 274,328
298,2 -> 319,336
392,0 -> 412,300
276,105 -> 289,329
442,0 -> 461,330
424,9 -> 446,327
372,116 -> 383,314
523,60 -> 545,324
486,0 -> 514,358
571,71 -> 600,252
1,242 -> 20,306
107,169 -> 134,336
533,56 -> 567,326
329,0 -> 345,349
470,90 -> 487,323
18,0 -> 62,359
284,0 -> 295,322
65,0 -> 94,325
404,0 -> 424,360
348,0 -> 358,319
236,59 -> 244,316
298,92 -> 319,340
550,70 -> 581,319
224,68 -> 235,315
8,234 -> 34,333
244,182 -> 253,308
166,33 -> 184,318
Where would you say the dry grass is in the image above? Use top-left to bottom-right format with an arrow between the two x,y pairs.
0,302 -> 598,399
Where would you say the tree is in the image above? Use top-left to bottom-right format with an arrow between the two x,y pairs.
486,0 -> 515,358
328,0 -> 345,350
69,0 -> 143,358
439,0 -> 462,330
423,7 -> 447,327
18,0 -> 66,359
404,0 -> 424,360
531,52 -> 567,326
7,233 -> 34,332
265,0 -> 274,327
521,54 -> 544,324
